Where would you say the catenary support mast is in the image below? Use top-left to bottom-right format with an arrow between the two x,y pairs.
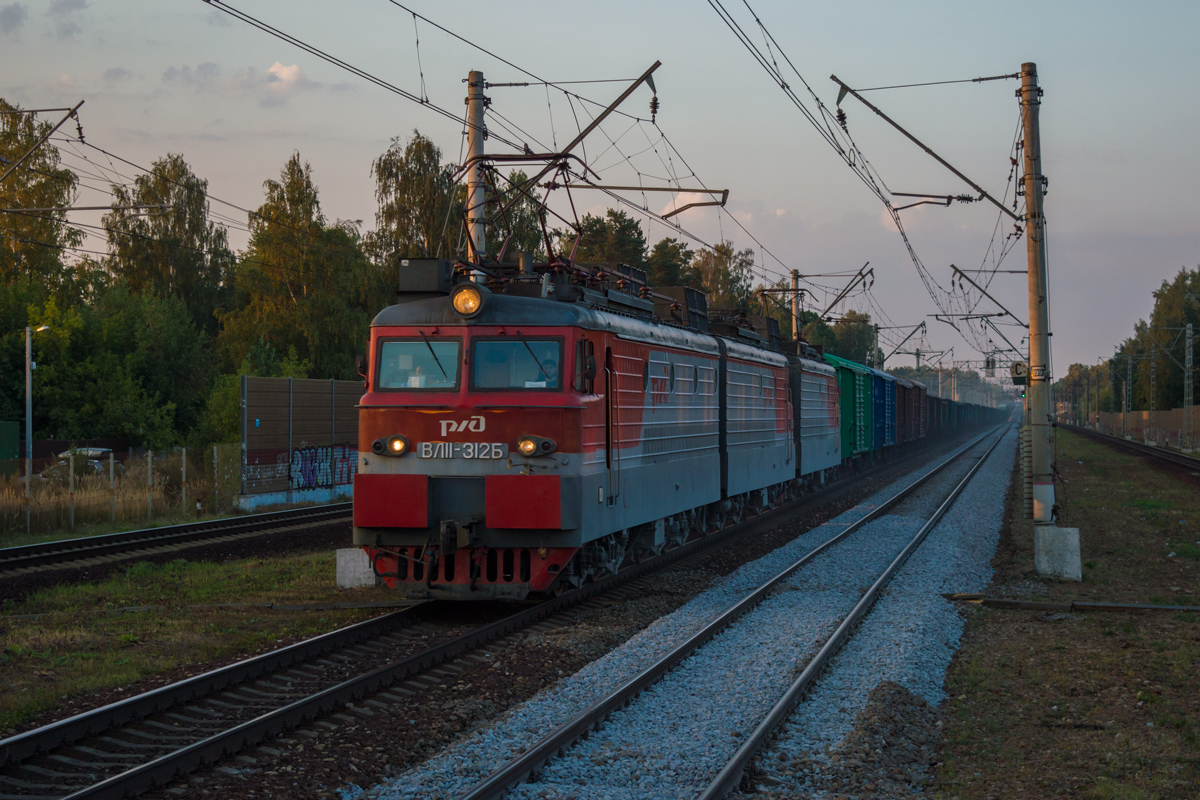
1021,62 -> 1080,578
1187,323 -> 1194,448
791,270 -> 800,353
466,70 -> 487,267
1021,63 -> 1054,523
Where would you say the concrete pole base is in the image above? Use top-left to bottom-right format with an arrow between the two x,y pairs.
336,547 -> 377,589
1034,526 -> 1082,581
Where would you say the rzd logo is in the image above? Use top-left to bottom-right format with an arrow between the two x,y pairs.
440,415 -> 486,437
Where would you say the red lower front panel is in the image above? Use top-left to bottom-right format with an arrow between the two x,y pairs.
353,474 -> 429,528
485,475 -> 561,529
367,545 -> 577,595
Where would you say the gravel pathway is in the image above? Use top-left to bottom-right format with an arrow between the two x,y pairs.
354,433 -> 1001,800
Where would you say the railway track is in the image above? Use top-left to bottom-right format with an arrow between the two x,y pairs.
1065,424 -> 1200,472
0,503 -> 352,580
0,431 -> 994,800
454,427 -> 1007,800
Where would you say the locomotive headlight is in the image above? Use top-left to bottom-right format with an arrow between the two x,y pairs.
451,283 -> 489,318
373,435 -> 410,456
517,435 -> 556,457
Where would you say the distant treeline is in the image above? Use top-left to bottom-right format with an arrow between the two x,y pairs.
1054,265 -> 1200,412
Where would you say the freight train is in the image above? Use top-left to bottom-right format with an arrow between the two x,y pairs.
352,257 -> 1001,600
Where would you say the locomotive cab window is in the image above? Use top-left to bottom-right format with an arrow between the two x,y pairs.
377,338 -> 461,390
472,337 -> 563,390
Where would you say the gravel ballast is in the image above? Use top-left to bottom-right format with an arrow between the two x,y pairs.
746,427 -> 1017,798
355,432 -> 1008,800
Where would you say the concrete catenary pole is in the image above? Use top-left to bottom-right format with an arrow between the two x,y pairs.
1022,62 -> 1079,578
24,326 -> 31,534
1020,63 -> 1054,524
466,70 -> 487,268
791,270 -> 800,353
1186,323 -> 1194,448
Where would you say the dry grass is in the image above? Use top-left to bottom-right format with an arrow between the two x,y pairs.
935,429 -> 1200,799
0,551 -> 397,734
0,444 -> 241,545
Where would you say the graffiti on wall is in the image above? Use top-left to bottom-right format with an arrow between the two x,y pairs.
289,445 -> 358,491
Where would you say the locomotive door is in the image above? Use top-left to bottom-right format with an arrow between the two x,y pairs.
604,346 -> 619,504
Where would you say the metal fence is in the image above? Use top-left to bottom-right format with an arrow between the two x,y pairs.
1095,408 -> 1200,450
0,444 -> 242,540
240,376 -> 361,509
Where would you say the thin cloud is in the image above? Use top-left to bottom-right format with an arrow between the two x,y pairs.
163,62 -> 222,88
46,0 -> 86,40
163,61 -> 321,108
0,2 -> 27,37
103,67 -> 130,82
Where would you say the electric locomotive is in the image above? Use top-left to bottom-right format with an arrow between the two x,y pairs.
354,257 -> 802,600
352,255 -> 998,600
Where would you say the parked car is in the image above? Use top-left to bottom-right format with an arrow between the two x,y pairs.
42,448 -> 125,480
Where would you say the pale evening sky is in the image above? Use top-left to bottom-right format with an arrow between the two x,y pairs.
2,0 -> 1198,376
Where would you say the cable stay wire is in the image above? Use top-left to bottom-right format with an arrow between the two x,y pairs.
201,0 -> 522,151
709,0 -> 1026,356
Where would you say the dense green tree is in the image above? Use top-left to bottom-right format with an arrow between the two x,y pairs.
0,99 -> 82,291
219,152 -> 376,380
692,241 -> 754,309
557,209 -> 647,266
104,153 -> 235,333
366,130 -> 461,263
493,170 -> 548,260
645,237 -> 695,287
829,309 -> 876,365
193,339 -> 311,446
13,288 -> 206,448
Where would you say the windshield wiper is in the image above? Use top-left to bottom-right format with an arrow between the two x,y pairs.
516,330 -> 551,381
418,330 -> 448,378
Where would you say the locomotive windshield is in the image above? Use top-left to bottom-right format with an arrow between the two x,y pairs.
472,338 -> 562,390
377,338 -> 460,390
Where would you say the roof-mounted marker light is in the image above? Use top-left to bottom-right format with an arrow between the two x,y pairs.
451,282 -> 490,318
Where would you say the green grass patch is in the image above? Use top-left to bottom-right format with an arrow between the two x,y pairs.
0,551 -> 397,733
1124,498 -> 1173,510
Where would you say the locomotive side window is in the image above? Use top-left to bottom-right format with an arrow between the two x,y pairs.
574,339 -> 596,393
472,338 -> 563,390
377,338 -> 461,390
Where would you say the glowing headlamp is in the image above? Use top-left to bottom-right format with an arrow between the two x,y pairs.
451,283 -> 489,318
373,435 -> 410,457
516,435 -> 556,457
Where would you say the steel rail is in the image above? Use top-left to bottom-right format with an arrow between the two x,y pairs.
0,602 -> 429,768
37,468 -> 875,799
1063,424 -> 1200,472
0,503 -> 351,573
1,428 -> 988,799
456,426 -> 1002,800
700,427 -> 1008,799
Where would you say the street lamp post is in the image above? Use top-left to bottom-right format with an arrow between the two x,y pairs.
25,324 -> 49,533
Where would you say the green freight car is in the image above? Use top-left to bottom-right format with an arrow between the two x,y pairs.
824,354 -> 872,456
